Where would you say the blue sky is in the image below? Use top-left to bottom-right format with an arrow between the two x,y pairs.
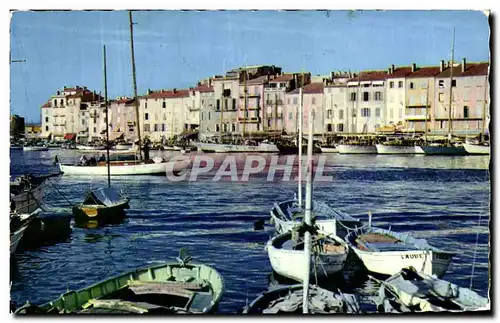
10,10 -> 490,123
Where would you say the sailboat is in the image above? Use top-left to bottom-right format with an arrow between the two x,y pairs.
72,45 -> 129,224
245,109 -> 359,314
415,29 -> 466,156
58,11 -> 189,176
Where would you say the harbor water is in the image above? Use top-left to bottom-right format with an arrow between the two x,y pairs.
10,149 -> 490,313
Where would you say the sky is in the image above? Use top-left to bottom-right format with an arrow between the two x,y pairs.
9,10 -> 490,123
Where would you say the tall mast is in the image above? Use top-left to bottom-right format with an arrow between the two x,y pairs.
103,45 -> 111,187
302,107 -> 314,313
243,68 -> 247,140
424,80 -> 429,143
447,28 -> 455,142
129,11 -> 143,160
297,74 -> 303,208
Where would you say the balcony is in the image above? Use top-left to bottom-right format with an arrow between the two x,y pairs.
265,100 -> 284,105
237,116 -> 261,123
239,94 -> 260,98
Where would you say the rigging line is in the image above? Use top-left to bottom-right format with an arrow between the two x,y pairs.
45,177 -> 74,207
469,212 -> 483,290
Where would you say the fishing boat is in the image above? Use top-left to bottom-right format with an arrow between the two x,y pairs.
371,267 -> 489,313
270,199 -> 362,238
10,208 -> 41,255
73,187 -> 130,222
267,230 -> 349,282
345,226 -> 453,278
10,173 -> 60,214
242,284 -> 360,314
194,140 -> 279,153
15,249 -> 224,314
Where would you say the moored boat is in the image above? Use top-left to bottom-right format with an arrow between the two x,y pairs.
372,267 -> 490,312
242,284 -> 360,314
72,187 -> 130,222
195,141 -> 279,153
319,145 -> 338,153
14,249 -> 224,314
115,143 -> 134,150
337,143 -> 377,154
375,143 -> 417,154
77,144 -> 106,150
23,146 -> 48,151
463,143 -> 490,155
10,174 -> 59,214
415,143 -> 467,155
10,208 -> 41,255
345,226 -> 453,278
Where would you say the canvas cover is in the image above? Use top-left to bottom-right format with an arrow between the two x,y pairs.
84,187 -> 124,207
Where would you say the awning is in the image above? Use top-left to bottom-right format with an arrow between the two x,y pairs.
360,81 -> 371,85
64,133 -> 77,140
178,130 -> 199,140
372,80 -> 384,86
347,81 -> 359,86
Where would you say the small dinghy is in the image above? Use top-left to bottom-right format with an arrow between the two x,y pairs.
270,199 -> 362,238
15,249 -> 224,314
371,267 -> 490,313
345,226 -> 453,278
242,284 -> 360,314
72,187 -> 129,223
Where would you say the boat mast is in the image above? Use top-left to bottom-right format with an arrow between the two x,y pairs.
242,68 -> 247,141
297,74 -> 304,208
302,107 -> 314,314
103,45 -> 111,187
424,80 -> 429,143
129,11 -> 143,160
447,28 -> 455,143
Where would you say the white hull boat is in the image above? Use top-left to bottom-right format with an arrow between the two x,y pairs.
270,199 -> 362,238
415,145 -> 467,155
267,231 -> 348,282
345,226 -> 453,278
77,145 -> 106,151
115,143 -> 134,150
163,145 -> 182,151
59,158 -> 190,176
195,142 -> 279,153
373,267 -> 490,312
463,143 -> 490,155
375,144 -> 417,154
337,144 -> 377,154
319,146 -> 338,153
23,146 -> 48,151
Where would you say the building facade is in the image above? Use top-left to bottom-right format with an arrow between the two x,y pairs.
385,65 -> 412,128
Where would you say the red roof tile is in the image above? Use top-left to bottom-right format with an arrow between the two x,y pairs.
269,74 -> 294,83
145,89 -> 190,99
386,67 -> 413,78
436,62 -> 489,78
406,66 -> 442,78
348,70 -> 387,82
41,101 -> 51,108
192,84 -> 214,93
289,82 -> 324,94
245,75 -> 270,85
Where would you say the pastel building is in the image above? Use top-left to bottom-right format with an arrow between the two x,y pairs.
107,97 -> 137,141
285,83 -> 325,135
323,72 -> 351,134
385,65 -> 413,127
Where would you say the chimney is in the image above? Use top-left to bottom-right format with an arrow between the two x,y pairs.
161,89 -> 164,93
440,60 -> 445,72
173,88 -> 177,93
462,58 -> 466,73
411,63 -> 417,72
209,78 -> 213,87
148,89 -> 152,95
391,64 -> 395,74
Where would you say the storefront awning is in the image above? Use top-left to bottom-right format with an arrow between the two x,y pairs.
64,133 -> 77,140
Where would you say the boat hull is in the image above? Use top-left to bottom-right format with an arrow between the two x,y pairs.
375,144 -> 416,154
10,222 -> 30,255
72,200 -> 129,223
267,233 -> 348,282
320,146 -> 338,153
23,147 -> 48,151
77,145 -> 106,150
195,142 -> 279,153
59,160 -> 189,176
415,145 -> 467,155
11,181 -> 46,214
463,143 -> 490,155
337,144 -> 377,154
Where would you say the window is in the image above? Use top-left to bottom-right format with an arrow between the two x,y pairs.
208,112 -> 211,120
81,119 -> 85,125
451,79 -> 457,87
363,84 -> 370,88
361,108 -> 371,117
438,93 -> 444,102
352,109 -> 357,117
389,81 -> 394,88
287,98 -> 291,105
145,102 -> 148,109
464,91 -> 470,101
409,82 -> 414,89
224,99 -> 228,111
162,124 -> 165,131
339,110 -> 344,120
268,119 -> 271,127
60,99 -> 64,105
440,121 -> 444,129
350,92 -> 357,101
93,127 -> 97,133
289,112 -> 293,120
438,80 -> 444,88
375,108 -> 380,117
293,97 -> 298,105
363,92 -> 369,101
162,101 -> 166,108
45,126 -> 49,131
398,81 -> 403,88
232,99 -> 236,110
464,106 -> 469,118
216,124 -> 220,132
327,124 -> 333,132
223,89 -> 231,97
374,92 -> 382,101
154,124 -> 158,132
145,113 -> 149,120
216,99 -> 220,111
312,97 -> 316,105
327,110 -> 332,118
144,124 -> 150,132
337,124 -> 344,132
232,124 -> 236,132
45,117 -> 49,122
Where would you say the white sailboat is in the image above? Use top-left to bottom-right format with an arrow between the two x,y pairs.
345,226 -> 453,278
194,141 -> 279,153
58,12 -> 188,176
463,142 -> 489,155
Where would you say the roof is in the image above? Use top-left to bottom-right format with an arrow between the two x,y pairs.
192,84 -> 214,93
41,101 -> 52,108
348,70 -> 387,82
144,89 -> 190,99
289,82 -> 324,94
386,67 -> 413,78
113,97 -> 135,105
406,66 -> 442,78
436,62 -> 489,78
245,75 -> 270,85
269,74 -> 295,83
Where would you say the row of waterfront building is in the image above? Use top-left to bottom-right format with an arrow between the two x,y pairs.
39,58 -> 490,143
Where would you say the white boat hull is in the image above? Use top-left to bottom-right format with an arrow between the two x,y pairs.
59,160 -> 189,176
23,147 -> 48,151
10,223 -> 29,255
267,238 -> 347,282
77,145 -> 106,150
463,143 -> 490,155
415,145 -> 467,155
115,144 -> 134,150
337,144 -> 377,154
375,144 -> 416,154
320,146 -> 338,153
195,142 -> 279,153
